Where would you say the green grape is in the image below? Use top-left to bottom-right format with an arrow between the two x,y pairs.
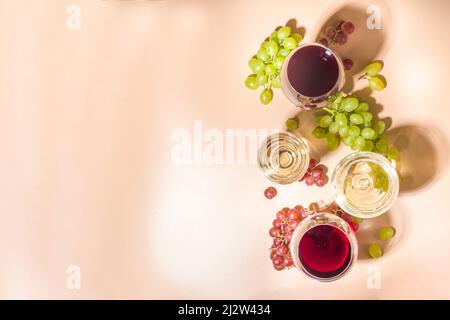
361,128 -> 376,140
273,56 -> 286,69
333,92 -> 344,105
335,113 -> 348,127
277,26 -> 291,39
374,120 -> 386,134
291,33 -> 303,44
278,48 -> 291,57
285,118 -> 299,130
256,72 -> 268,86
352,217 -> 364,224
339,126 -> 349,138
349,125 -> 360,137
327,139 -> 340,151
245,75 -> 258,90
272,75 -> 281,88
369,76 -> 386,91
364,140 -> 374,151
266,40 -> 279,56
375,139 -> 388,153
260,41 -> 269,49
283,37 -> 297,49
364,61 -> 383,76
386,147 -> 399,160
257,48 -> 270,62
326,132 -> 340,151
343,135 -> 355,146
361,112 -> 373,123
248,58 -> 265,74
350,113 -> 364,125
351,142 -> 361,151
368,243 -> 383,259
312,127 -> 327,138
378,226 -> 395,241
355,136 -> 366,149
341,97 -> 359,112
319,115 -> 333,128
355,102 -> 369,112
265,64 -> 277,76
260,89 -> 273,105
329,122 -> 340,134
270,31 -> 279,41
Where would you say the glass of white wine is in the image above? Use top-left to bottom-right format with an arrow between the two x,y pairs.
331,151 -> 399,218
258,132 -> 310,184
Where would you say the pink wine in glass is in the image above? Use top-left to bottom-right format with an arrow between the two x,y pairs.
299,224 -> 351,279
281,43 -> 344,110
290,213 -> 357,281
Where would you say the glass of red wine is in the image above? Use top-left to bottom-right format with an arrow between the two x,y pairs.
281,43 -> 345,110
290,212 -> 358,281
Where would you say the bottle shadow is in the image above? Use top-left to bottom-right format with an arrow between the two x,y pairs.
387,123 -> 449,193
310,0 -> 394,93
356,202 -> 409,261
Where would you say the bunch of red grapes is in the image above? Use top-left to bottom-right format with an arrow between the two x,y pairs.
299,159 -> 328,187
269,205 -> 308,271
318,20 -> 355,71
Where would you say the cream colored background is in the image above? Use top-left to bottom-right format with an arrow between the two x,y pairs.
0,0 -> 450,299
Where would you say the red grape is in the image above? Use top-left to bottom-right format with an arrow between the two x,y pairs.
273,237 -> 283,247
276,210 -> 287,220
305,176 -> 315,186
343,58 -> 354,71
281,224 -> 291,234
285,231 -> 294,242
318,37 -> 329,47
289,220 -> 299,230
274,264 -> 285,271
294,205 -> 304,212
335,32 -> 347,45
270,250 -> 276,260
264,186 -> 277,199
311,166 -> 324,179
341,21 -> 355,35
349,221 -> 359,232
335,20 -> 345,30
299,172 -> 309,182
272,255 -> 284,266
284,256 -> 294,267
276,245 -> 288,256
282,207 -> 290,213
272,219 -> 283,228
315,177 -> 326,187
288,208 -> 300,221
300,208 -> 308,219
269,227 -> 281,237
341,212 -> 353,223
324,26 -> 335,38
308,159 -> 318,169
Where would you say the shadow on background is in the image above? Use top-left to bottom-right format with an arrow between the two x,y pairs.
387,124 -> 449,193
357,202 -> 408,261
311,0 -> 393,93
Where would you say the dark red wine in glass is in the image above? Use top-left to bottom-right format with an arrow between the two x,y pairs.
299,224 -> 351,279
281,43 -> 344,110
290,213 -> 357,281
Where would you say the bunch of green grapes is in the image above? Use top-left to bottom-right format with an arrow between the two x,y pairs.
245,26 -> 303,105
312,92 -> 399,161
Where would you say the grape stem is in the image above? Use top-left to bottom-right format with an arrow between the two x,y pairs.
323,107 -> 335,114
358,73 -> 369,80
